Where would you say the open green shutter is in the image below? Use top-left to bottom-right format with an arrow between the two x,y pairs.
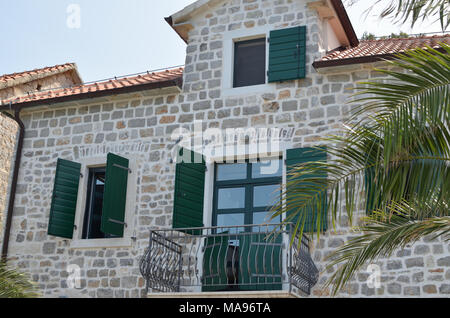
286,147 -> 328,232
48,159 -> 81,239
173,148 -> 206,231
101,153 -> 129,237
268,26 -> 307,83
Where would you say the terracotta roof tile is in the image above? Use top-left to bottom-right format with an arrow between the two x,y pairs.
315,34 -> 450,67
2,67 -> 184,106
0,63 -> 79,87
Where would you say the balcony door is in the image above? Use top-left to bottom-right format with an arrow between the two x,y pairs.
203,159 -> 283,292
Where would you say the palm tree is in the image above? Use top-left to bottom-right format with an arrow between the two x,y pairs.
0,261 -> 39,298
273,43 -> 450,296
274,0 -> 450,296
272,18 -> 450,294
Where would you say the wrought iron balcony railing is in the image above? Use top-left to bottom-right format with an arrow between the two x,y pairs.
139,223 -> 319,296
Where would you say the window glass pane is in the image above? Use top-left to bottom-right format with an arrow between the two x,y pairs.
83,169 -> 107,239
253,184 -> 280,208
233,38 -> 266,88
216,213 -> 245,233
89,174 -> 105,238
218,187 -> 246,209
252,160 -> 282,178
217,163 -> 247,181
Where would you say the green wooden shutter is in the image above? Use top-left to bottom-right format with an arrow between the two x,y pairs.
48,159 -> 81,239
101,153 -> 130,237
172,148 -> 206,231
268,26 -> 307,83
286,147 -> 328,232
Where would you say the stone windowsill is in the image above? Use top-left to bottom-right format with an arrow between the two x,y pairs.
222,83 -> 276,97
69,237 -> 133,249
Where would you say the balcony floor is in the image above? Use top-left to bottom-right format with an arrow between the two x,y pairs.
147,290 -> 301,298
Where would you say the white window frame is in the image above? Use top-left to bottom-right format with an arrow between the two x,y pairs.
222,25 -> 276,97
69,155 -> 137,249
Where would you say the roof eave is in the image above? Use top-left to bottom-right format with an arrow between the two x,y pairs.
329,0 -> 359,48
69,64 -> 84,86
313,45 -> 448,69
0,77 -> 183,111
312,54 -> 397,69
166,0 -> 224,43
166,0 -> 359,47
165,16 -> 189,44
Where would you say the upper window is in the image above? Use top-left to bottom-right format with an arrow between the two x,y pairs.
233,38 -> 266,88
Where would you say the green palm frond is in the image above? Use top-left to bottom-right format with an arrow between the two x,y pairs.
271,130 -> 450,239
351,45 -> 450,164
271,43 -> 450,294
325,201 -> 450,296
0,262 -> 39,298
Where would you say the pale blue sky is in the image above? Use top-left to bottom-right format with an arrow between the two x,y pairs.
0,0 -> 444,82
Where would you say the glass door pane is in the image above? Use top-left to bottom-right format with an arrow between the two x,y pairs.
217,187 -> 246,209
252,160 -> 282,178
253,212 -> 280,230
253,184 -> 281,208
216,214 -> 245,234
217,163 -> 247,181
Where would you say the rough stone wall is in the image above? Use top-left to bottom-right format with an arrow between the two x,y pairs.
0,70 -> 80,246
5,0 -> 450,298
0,114 -> 17,242
10,94 -> 181,298
309,215 -> 450,298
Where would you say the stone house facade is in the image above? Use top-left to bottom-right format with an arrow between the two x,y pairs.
0,0 -> 449,298
0,63 -> 82,242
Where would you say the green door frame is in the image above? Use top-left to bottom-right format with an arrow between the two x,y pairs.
208,159 -> 283,291
213,160 -> 282,227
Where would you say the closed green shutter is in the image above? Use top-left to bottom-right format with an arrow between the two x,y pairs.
101,153 -> 130,237
172,148 -> 206,231
286,147 -> 328,232
48,159 -> 81,239
268,26 -> 307,83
